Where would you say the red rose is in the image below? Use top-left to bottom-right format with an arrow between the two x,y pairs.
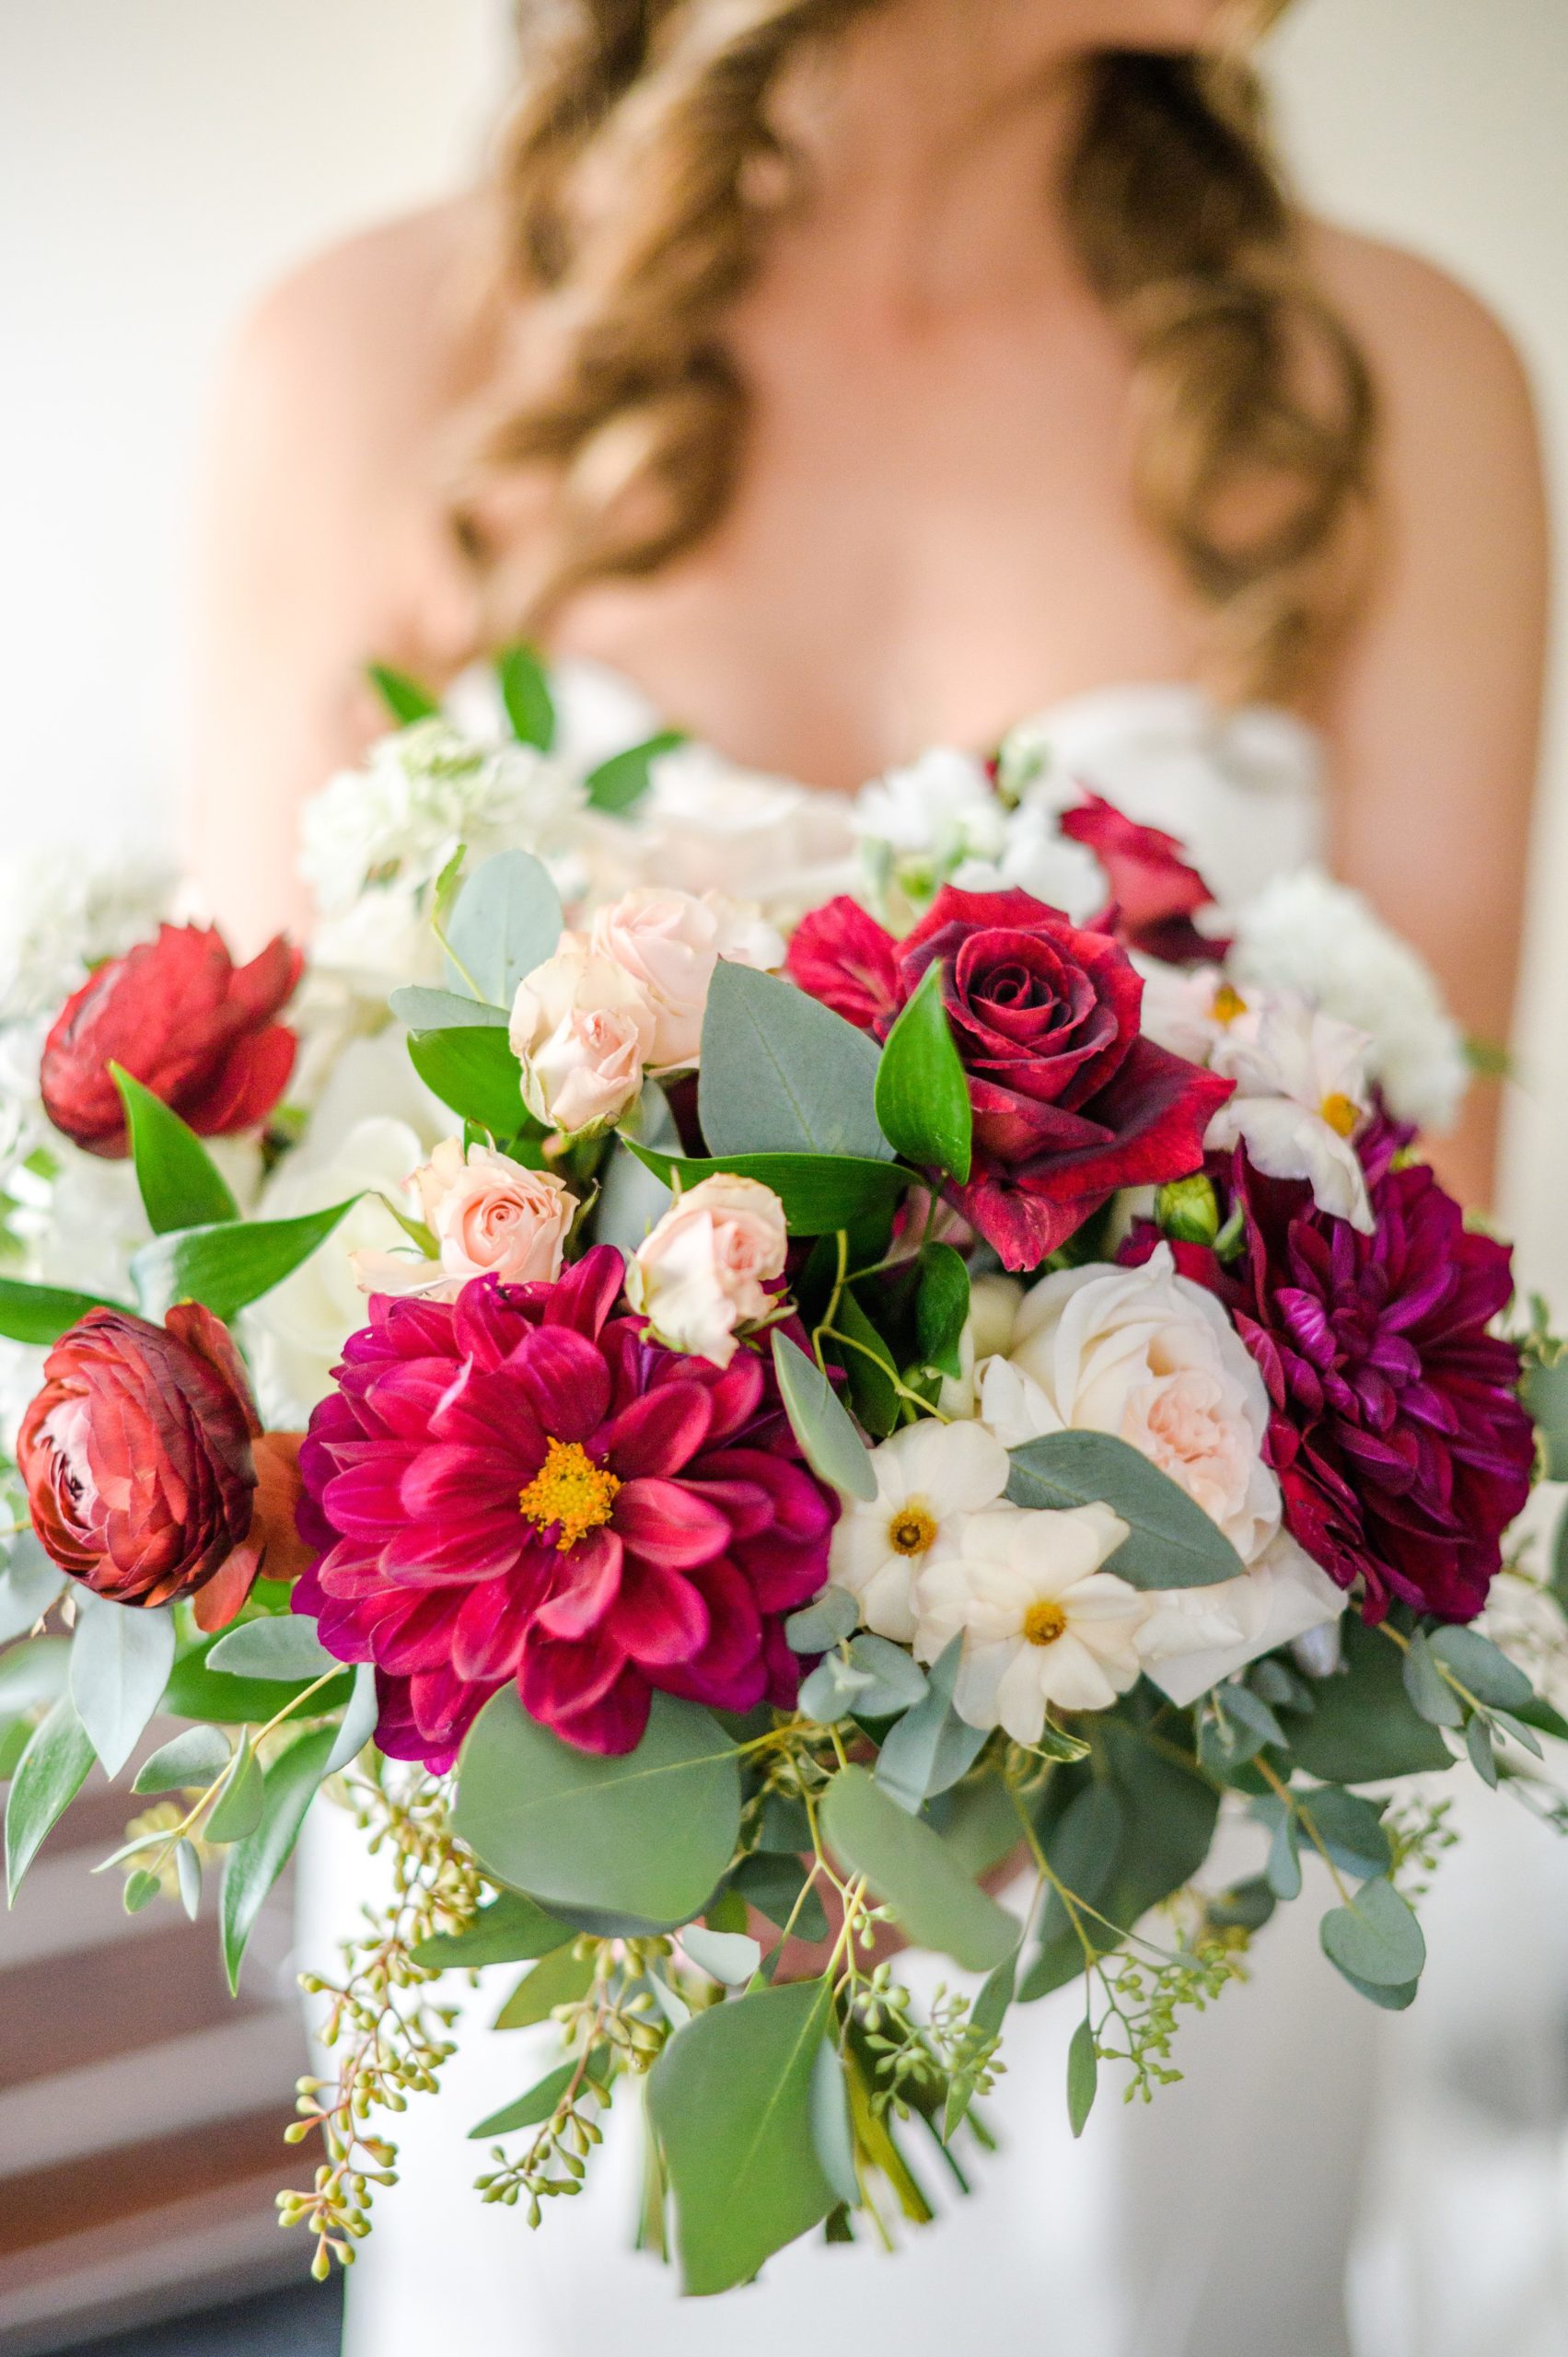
17,1302 -> 304,1628
1060,793 -> 1225,965
41,923 -> 302,1155
787,886 -> 1232,1271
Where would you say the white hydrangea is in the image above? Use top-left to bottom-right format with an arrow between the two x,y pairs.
0,842 -> 174,1020
1230,867 -> 1469,1132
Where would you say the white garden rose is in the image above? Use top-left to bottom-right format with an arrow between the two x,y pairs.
624,1174 -> 788,1369
633,744 -> 858,923
829,1420 -> 1011,1643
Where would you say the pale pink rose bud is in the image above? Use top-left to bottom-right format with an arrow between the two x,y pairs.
586,888 -> 785,1071
624,1174 -> 789,1368
352,1139 -> 576,1301
508,947 -> 656,1138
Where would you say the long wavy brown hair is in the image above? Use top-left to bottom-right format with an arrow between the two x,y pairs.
459,0 -> 1377,704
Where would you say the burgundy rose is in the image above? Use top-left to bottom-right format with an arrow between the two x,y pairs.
786,886 -> 1232,1271
41,923 -> 302,1155
17,1303 -> 300,1626
295,1248 -> 840,1767
1061,793 -> 1226,965
1136,1138 -> 1533,1624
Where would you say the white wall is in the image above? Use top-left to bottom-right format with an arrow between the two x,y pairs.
2,0 -> 1566,1278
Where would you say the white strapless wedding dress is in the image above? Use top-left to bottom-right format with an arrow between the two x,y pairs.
296,679 -> 1377,2357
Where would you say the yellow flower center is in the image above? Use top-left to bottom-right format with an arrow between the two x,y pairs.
1319,1091 -> 1361,1140
1023,1600 -> 1069,1648
887,1504 -> 938,1558
519,1437 -> 621,1552
1210,982 -> 1249,1027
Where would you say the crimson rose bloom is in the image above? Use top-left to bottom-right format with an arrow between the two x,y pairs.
295,1248 -> 840,1766
18,1303 -> 271,1620
1061,793 -> 1225,966
1140,1139 -> 1533,1624
787,886 -> 1232,1270
41,923 -> 302,1155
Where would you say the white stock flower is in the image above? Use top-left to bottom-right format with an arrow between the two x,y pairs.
508,948 -> 656,1138
1231,866 -> 1469,1132
830,1420 -> 1012,1644
583,887 -> 784,1070
914,1500 -> 1142,1738
624,1174 -> 788,1369
1206,997 -> 1375,1232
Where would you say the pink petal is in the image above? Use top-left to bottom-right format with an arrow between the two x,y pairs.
534,1529 -> 625,1640
513,1328 -> 611,1442
598,1383 -> 714,1479
609,1558 -> 710,1668
614,1476 -> 731,1569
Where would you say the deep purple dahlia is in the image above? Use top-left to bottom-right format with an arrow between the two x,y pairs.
1144,1139 -> 1533,1624
294,1247 -> 839,1765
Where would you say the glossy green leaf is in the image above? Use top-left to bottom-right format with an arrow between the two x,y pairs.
496,643 -> 556,749
69,1596 -> 177,1778
204,1740 -> 265,1843
914,1243 -> 970,1380
698,963 -> 889,1163
366,662 -> 439,724
220,1725 -> 335,1991
648,1975 -> 838,2295
412,1888 -> 575,1970
408,1027 -> 528,1137
111,1066 -> 238,1233
1278,1617 -> 1452,1783
206,1616 -> 337,1682
389,986 -> 509,1031
493,1940 -> 594,2029
772,1332 -> 877,1504
626,1143 -> 910,1236
0,1277 -> 121,1345
1006,1431 -> 1244,1588
0,1535 -> 65,1645
1319,1878 -> 1425,1991
6,1693 -> 96,1899
455,1689 -> 741,1933
820,1765 -> 1019,1972
585,728 -> 686,816
826,1290 -> 900,1440
1067,2014 -> 1098,2138
132,1200 -> 357,1322
443,848 -> 563,1007
873,960 -> 972,1182
134,1723 -> 233,1795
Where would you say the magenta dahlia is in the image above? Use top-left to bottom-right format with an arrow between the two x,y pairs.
1144,1138 -> 1533,1624
294,1248 -> 839,1764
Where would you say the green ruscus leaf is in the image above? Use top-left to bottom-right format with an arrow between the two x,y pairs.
873,959 -> 972,1183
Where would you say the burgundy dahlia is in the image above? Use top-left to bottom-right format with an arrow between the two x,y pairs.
295,1248 -> 840,1766
786,885 -> 1232,1271
1145,1142 -> 1533,1624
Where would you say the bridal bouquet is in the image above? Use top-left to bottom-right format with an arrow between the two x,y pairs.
4,651 -> 1567,2297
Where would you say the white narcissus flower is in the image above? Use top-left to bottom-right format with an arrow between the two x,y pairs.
976,1243 -> 1344,1701
579,886 -> 784,1070
1231,866 -> 1469,1132
352,1138 -> 576,1302
624,1175 -> 788,1369
1136,961 -> 1247,1067
913,1500 -> 1142,1738
829,1420 -> 1011,1644
1205,996 -> 1375,1232
508,947 -> 656,1139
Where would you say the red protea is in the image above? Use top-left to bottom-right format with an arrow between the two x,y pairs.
295,1249 -> 840,1765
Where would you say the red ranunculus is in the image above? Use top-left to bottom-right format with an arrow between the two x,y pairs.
41,923 -> 302,1155
786,886 -> 1232,1271
17,1303 -> 302,1625
294,1249 -> 841,1766
1133,1135 -> 1534,1624
1061,793 -> 1225,965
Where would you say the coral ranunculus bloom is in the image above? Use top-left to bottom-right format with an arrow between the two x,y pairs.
787,886 -> 1232,1271
295,1249 -> 840,1765
40,923 -> 302,1155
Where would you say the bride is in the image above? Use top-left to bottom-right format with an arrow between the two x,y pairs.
191,2 -> 1545,2350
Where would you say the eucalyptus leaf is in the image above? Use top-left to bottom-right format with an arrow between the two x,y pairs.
494,1942 -> 596,2029
204,1740 -> 265,1844
220,1724 -> 335,1991
0,1534 -> 65,1645
69,1596 -> 176,1778
443,849 -> 563,1007
1294,1785 -> 1392,1881
468,2059 -> 601,2141
731,1851 -> 829,1945
6,1693 -> 96,1899
843,1632 -> 927,1718
1276,1616 -> 1452,1783
123,1867 -> 161,1914
1066,2014 -> 1098,2139
160,1632 -> 353,1725
784,1589 -> 858,1654
1466,1713 -> 1498,1786
808,2038 -> 860,2209
1429,1625 -> 1534,1713
412,1889 -> 574,1970
134,1722 -> 232,1796
455,1688 -> 741,1933
133,1200 -> 357,1322
1319,1878 -> 1425,1991
324,1662 -> 381,1775
873,960 -> 972,1182
796,1653 -> 873,1724
1265,1807 -> 1303,1901
111,1066 -> 238,1233
206,1615 -> 338,1682
1402,1628 -> 1466,1728
875,1634 -> 989,1812
176,1839 -> 202,1922
698,963 -> 889,1162
772,1332 -> 877,1504
388,986 -> 509,1031
681,1924 -> 762,1985
821,1764 -> 1019,1972
0,1634 -> 71,1715
1006,1431 -> 1244,1589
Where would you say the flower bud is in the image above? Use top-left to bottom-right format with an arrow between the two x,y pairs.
1155,1173 -> 1221,1246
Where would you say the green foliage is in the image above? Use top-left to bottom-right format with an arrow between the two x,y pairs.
134,1723 -> 233,1795
493,1942 -> 595,2029
1006,1431 -> 1245,1589
455,1689 -> 742,1934
585,729 -> 685,816
798,1632 -> 927,1724
1319,1877 -> 1425,1998
0,1276 -> 121,1345
220,1724 -> 336,1991
0,1536 -> 65,1645
824,1288 -> 900,1439
873,961 -> 972,1182
132,1200 -> 357,1322
698,963 -> 890,1162
1276,1618 -> 1452,1782
731,1850 -> 830,1945
496,644 -> 556,750
681,1924 -> 762,1985
388,986 -> 509,1031
204,1740 -> 265,1843
772,1332 -> 877,1504
820,1765 -> 1019,1972
875,1636 -> 989,1812
69,1595 -> 176,1777
1067,2014 -> 1098,2138
366,662 -> 439,724
647,1975 -> 839,2295
784,1589 -> 857,1653
206,1616 -> 337,1681
1427,1624 -> 1533,1713
5,1691 -> 96,1898
441,848 -> 563,1006
1402,1628 -> 1465,1727
112,1067 -> 239,1233
626,1143 -> 911,1234
407,1026 -> 530,1139
161,1631 -> 353,1724
914,1243 -> 970,1380
412,1889 -> 574,1970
